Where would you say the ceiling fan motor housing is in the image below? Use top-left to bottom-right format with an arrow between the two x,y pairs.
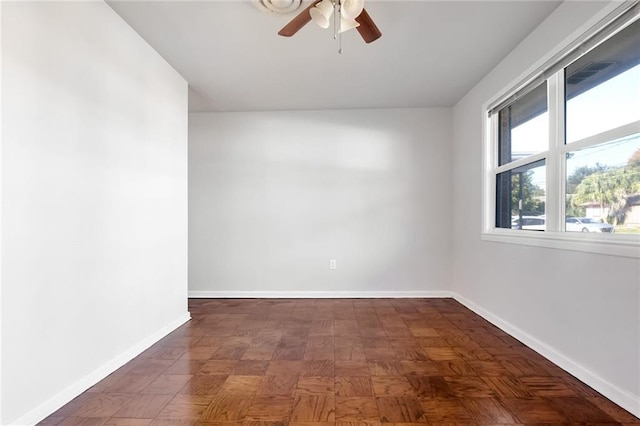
253,0 -> 302,14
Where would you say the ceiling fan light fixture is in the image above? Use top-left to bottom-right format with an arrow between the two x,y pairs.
310,0 -> 334,29
277,0 -> 381,45
340,0 -> 364,20
339,16 -> 360,33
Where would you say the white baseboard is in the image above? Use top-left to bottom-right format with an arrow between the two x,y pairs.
9,312 -> 191,426
452,292 -> 640,419
188,290 -> 454,299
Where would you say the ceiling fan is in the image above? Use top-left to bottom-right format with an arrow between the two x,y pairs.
278,0 -> 382,44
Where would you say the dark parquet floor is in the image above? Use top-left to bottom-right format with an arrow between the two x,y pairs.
41,298 -> 640,425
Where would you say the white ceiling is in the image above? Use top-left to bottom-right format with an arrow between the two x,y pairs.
107,0 -> 562,112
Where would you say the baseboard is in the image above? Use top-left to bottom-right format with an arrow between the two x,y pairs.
188,290 -> 454,299
452,292 -> 640,419
9,312 -> 191,426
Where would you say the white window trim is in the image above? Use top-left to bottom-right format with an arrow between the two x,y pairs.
481,1 -> 640,259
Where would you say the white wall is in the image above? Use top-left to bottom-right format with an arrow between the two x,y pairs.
452,0 -> 640,416
1,2 -> 189,424
0,2 -> 4,423
189,109 -> 452,297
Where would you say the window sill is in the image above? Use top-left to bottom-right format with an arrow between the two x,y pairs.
481,229 -> 640,259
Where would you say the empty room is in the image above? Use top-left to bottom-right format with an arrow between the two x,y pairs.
1,0 -> 639,424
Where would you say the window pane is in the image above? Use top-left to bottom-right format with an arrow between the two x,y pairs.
496,160 -> 546,230
566,19 -> 640,143
566,133 -> 640,234
498,82 -> 548,165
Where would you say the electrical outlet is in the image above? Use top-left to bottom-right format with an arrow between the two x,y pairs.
329,259 -> 337,269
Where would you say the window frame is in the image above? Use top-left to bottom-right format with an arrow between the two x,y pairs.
482,1 -> 640,259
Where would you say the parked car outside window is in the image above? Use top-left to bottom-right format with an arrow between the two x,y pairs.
565,217 -> 614,233
511,216 -> 545,231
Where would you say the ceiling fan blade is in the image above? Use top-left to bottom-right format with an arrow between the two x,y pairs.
278,0 -> 322,37
355,8 -> 381,43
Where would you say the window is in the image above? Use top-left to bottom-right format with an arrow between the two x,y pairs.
495,83 -> 548,230
484,3 -> 640,256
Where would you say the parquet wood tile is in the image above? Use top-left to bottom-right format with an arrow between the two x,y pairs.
363,348 -> 397,361
180,375 -> 227,396
443,376 -> 498,398
335,361 -> 369,377
546,396 -> 617,423
41,299 -> 640,426
148,419 -> 193,426
335,377 -> 374,397
231,361 -> 270,376
389,339 -> 421,350
458,397 -> 519,424
211,345 -> 249,361
423,347 -> 460,361
466,360 -> 510,377
142,375 -> 192,395
198,361 -> 238,376
219,376 -> 263,395
519,376 -> 579,397
334,346 -> 366,361
416,336 -> 448,347
272,347 -> 305,361
303,349 -> 334,361
257,375 -> 298,397
57,418 -> 109,426
419,398 -> 473,423
384,328 -> 414,338
241,348 -> 275,361
409,327 -> 440,337
367,361 -> 405,376
334,397 -> 380,422
112,395 -> 174,419
588,396 -> 640,423
164,359 -> 207,375
37,416 -> 66,426
481,376 -> 531,399
242,421 -> 285,426
564,373 -> 604,398
300,360 -> 334,377
498,357 -> 549,377
90,375 -> 159,394
393,348 -> 428,361
370,377 -> 415,397
141,347 -> 186,361
295,377 -> 334,395
127,360 -> 174,376
335,336 -> 362,346
305,337 -> 334,351
375,397 -> 425,423
290,396 -> 335,422
361,338 -> 390,348
399,360 -> 440,376
155,395 -> 213,420
69,394 -> 132,418
435,360 -> 477,377
406,376 -> 453,398
265,361 -> 303,376
104,418 -> 153,426
500,397 -> 568,423
288,422 -> 333,426
245,397 -> 294,421
200,395 -> 253,421
53,394 -> 100,417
